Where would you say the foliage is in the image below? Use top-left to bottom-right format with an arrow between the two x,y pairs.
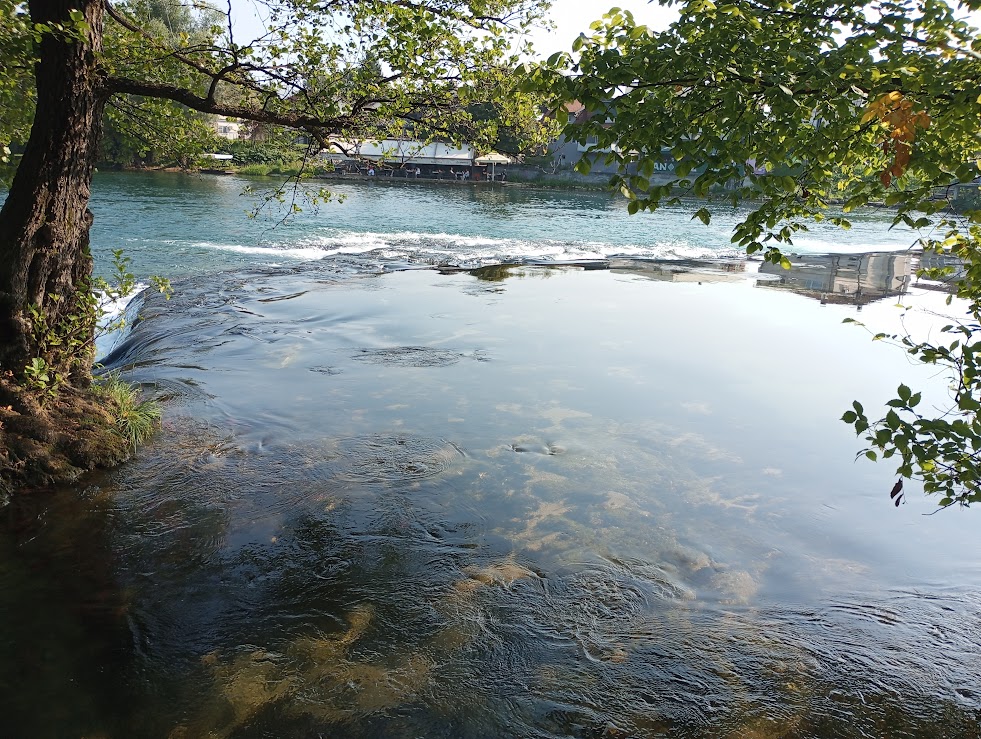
22,357 -> 58,399
1,0 -> 95,172
841,342 -> 981,507
2,0 -> 555,164
93,372 -> 161,448
24,249 -> 171,401
466,101 -> 559,156
0,0 -> 222,169
218,137 -> 307,165
100,97 -> 218,168
530,0 -> 981,506
92,248 -> 173,333
100,0 -> 553,152
0,0 -> 37,164
99,0 -> 225,167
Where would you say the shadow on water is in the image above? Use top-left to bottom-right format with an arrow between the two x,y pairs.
2,256 -> 980,737
0,485 -> 141,735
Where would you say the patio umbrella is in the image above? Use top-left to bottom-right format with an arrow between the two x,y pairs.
475,152 -> 512,181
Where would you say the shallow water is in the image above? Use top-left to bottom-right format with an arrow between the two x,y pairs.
2,175 -> 980,737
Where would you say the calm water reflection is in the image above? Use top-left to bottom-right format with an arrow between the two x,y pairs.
758,252 -> 913,305
2,261 -> 979,737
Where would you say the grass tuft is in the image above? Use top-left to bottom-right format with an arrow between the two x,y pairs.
237,163 -> 273,176
95,374 -> 161,449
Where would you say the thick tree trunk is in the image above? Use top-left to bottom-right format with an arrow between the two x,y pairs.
0,0 -> 106,394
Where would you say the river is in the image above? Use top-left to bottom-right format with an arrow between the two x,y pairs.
1,172 -> 979,737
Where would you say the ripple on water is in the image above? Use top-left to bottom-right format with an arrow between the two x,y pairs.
40,262 -> 981,739
351,345 -> 482,367
141,377 -> 215,407
331,434 -> 465,485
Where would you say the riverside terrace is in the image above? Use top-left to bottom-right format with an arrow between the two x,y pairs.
321,140 -> 512,182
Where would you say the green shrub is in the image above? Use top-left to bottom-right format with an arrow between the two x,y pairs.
273,161 -> 303,176
94,374 -> 161,449
237,163 -> 272,176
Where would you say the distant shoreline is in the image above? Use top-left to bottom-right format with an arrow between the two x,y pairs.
94,163 -> 615,193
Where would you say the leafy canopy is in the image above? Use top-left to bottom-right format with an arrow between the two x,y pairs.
100,0 -> 224,166
2,0 -> 554,165
100,0 -> 552,151
529,0 -> 981,507
1,0 -> 42,162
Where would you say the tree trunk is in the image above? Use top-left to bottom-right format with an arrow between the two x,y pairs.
0,0 -> 106,395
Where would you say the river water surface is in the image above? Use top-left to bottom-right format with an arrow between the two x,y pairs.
1,173 -> 979,737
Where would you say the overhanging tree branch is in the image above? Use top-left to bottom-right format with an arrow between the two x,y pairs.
107,75 -> 360,130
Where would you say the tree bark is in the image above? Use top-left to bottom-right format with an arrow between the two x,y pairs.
0,0 -> 106,393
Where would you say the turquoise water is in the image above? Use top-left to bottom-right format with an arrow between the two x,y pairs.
87,171 -> 923,279
2,173 -> 979,737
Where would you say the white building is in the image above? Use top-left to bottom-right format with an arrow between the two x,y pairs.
325,138 -> 475,167
212,116 -> 241,140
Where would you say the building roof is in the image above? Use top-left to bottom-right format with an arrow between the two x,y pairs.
327,139 -> 475,166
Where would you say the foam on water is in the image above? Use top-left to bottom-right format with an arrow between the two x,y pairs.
191,241 -> 340,260
183,230 -> 746,267
94,283 -> 148,362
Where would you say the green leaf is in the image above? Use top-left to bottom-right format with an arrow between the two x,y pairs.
886,409 -> 901,430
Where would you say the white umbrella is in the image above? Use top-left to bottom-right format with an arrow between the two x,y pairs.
475,152 -> 512,181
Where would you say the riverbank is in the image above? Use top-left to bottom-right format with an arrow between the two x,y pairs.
97,159 -> 616,190
0,376 -> 133,493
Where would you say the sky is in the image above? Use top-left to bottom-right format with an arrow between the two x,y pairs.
229,1 -> 981,61
230,0 -> 678,60
526,0 -> 677,57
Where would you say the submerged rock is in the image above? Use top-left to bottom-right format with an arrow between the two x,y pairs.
710,569 -> 761,605
187,604 -> 433,736
463,560 -> 538,587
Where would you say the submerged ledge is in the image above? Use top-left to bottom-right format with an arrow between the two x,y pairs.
0,250 -> 952,497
